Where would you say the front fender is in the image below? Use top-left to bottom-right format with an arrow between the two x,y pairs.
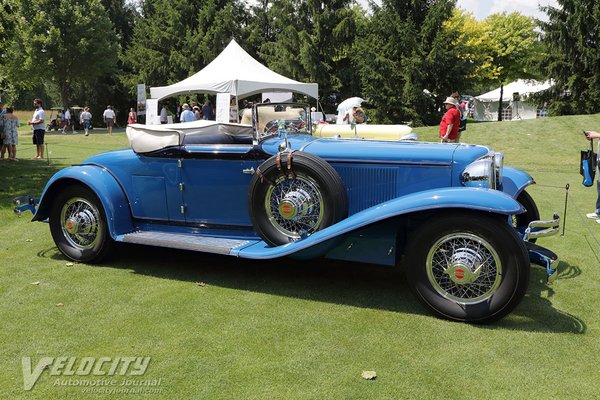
502,166 -> 535,198
33,165 -> 133,238
237,187 -> 524,259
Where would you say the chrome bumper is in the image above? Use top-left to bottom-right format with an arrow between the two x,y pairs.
13,196 -> 39,216
522,213 -> 560,283
524,213 -> 560,241
525,241 -> 559,283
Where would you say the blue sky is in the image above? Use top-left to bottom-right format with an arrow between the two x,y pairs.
359,0 -> 559,20
455,0 -> 559,21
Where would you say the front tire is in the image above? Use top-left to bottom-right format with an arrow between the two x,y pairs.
49,185 -> 114,263
513,190 -> 540,242
405,213 -> 530,323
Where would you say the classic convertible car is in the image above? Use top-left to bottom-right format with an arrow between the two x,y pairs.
20,103 -> 560,323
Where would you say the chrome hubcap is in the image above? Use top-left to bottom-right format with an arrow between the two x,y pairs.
266,174 -> 324,240
277,189 -> 313,220
60,197 -> 101,250
444,248 -> 483,285
426,233 -> 502,304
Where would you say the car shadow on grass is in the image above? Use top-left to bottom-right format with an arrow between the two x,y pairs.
491,261 -> 586,334
40,243 -> 586,333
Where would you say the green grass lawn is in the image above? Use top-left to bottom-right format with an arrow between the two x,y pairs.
1,116 -> 600,399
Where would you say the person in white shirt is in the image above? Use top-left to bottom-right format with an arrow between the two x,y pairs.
179,103 -> 195,123
28,98 -> 46,159
103,105 -> 116,135
160,105 -> 168,124
80,107 -> 92,136
62,108 -> 73,134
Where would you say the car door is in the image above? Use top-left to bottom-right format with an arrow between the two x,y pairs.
179,144 -> 260,227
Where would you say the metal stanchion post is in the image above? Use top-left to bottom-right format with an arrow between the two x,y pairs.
562,183 -> 569,236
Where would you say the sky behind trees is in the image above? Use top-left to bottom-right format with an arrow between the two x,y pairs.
360,0 -> 559,20
455,0 -> 558,20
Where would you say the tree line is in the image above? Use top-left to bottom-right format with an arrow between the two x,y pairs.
0,0 -> 598,125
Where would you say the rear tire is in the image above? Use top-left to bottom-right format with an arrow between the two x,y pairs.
404,212 -> 530,323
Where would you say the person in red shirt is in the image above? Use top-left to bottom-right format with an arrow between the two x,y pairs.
439,96 -> 462,143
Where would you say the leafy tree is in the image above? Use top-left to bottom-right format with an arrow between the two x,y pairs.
0,0 -> 20,103
540,0 -> 600,115
444,9 -> 494,94
478,12 -> 541,120
252,0 -> 358,110
123,0 -> 246,93
7,0 -> 119,108
353,0 -> 464,125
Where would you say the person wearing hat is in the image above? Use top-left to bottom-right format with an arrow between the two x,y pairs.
439,96 -> 462,143
193,105 -> 202,120
179,103 -> 195,123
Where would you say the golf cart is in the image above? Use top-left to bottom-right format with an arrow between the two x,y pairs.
46,107 -> 65,131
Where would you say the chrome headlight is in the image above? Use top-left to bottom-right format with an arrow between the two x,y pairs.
462,156 -> 496,189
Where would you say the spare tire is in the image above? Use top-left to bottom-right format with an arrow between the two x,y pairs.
248,151 -> 348,246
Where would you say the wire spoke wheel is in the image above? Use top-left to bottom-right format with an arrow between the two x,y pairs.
405,213 -> 529,323
248,151 -> 348,247
426,233 -> 502,304
265,174 -> 324,240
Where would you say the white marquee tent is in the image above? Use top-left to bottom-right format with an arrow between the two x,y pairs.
150,40 -> 319,101
473,79 -> 551,121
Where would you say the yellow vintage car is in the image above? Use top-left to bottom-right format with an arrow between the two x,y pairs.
313,123 -> 414,141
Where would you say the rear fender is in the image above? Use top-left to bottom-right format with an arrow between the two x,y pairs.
502,166 -> 535,198
33,165 -> 133,238
237,187 -> 524,259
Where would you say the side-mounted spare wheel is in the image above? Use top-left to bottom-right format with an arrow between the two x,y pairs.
49,184 -> 114,263
248,151 -> 348,246
404,212 -> 530,323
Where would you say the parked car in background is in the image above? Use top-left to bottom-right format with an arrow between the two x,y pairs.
20,103 -> 560,323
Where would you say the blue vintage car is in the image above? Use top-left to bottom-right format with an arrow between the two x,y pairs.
23,103 -> 560,323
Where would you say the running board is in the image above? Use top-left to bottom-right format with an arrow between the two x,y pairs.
119,231 -> 256,255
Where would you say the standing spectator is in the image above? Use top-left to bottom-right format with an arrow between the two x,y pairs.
62,108 -> 73,134
80,107 -> 92,136
193,105 -> 202,120
175,101 -> 182,123
451,91 -> 468,138
103,105 -> 116,136
2,107 -> 20,161
202,100 -> 214,120
127,107 -> 137,125
439,96 -> 461,143
160,104 -> 168,124
28,98 -> 46,159
229,98 -> 239,123
584,130 -> 600,221
180,103 -> 195,122
0,102 -> 6,159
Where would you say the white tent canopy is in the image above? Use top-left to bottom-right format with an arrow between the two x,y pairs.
150,40 -> 319,101
473,79 -> 551,121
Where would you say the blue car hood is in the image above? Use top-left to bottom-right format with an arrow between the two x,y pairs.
261,136 -> 491,166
